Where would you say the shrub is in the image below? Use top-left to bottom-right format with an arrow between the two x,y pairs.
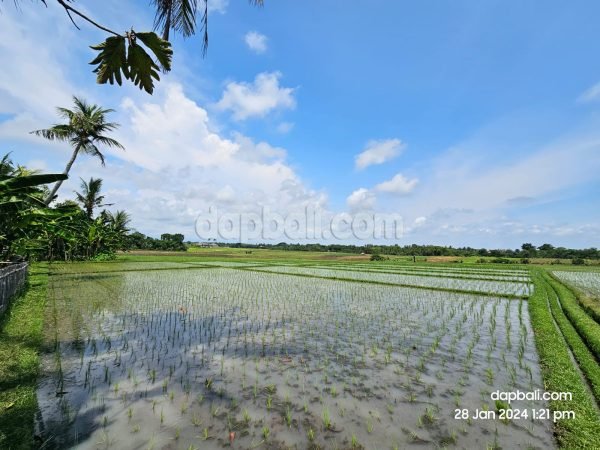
491,257 -> 511,264
572,258 -> 586,265
92,252 -> 117,261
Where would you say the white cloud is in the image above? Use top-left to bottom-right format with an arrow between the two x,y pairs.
207,0 -> 229,14
276,122 -> 294,134
346,188 -> 376,211
577,81 -> 600,103
375,173 -> 418,195
414,216 -> 427,226
244,31 -> 268,54
354,139 -> 405,170
217,72 -> 296,120
79,82 -> 325,238
0,5 -> 78,142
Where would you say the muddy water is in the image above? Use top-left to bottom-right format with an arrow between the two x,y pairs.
37,267 -> 554,449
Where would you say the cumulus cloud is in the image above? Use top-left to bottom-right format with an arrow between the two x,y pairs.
217,72 -> 296,120
244,31 -> 268,54
346,188 -> 376,211
375,173 -> 418,195
81,82 -> 325,238
354,139 -> 405,170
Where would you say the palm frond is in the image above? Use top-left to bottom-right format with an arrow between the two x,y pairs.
84,144 -> 106,166
30,125 -> 73,141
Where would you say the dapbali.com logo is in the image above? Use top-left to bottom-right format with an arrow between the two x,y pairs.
195,206 -> 404,241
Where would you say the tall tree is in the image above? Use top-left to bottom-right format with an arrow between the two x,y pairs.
105,210 -> 131,235
31,97 -> 124,206
75,177 -> 110,219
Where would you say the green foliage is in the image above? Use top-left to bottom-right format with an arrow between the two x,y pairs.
89,36 -> 128,85
92,252 -> 117,262
528,270 -> 600,448
90,31 -> 172,94
0,265 -> 48,448
0,154 -> 70,259
543,274 -> 600,404
32,97 -> 124,204
125,231 -> 187,251
546,274 -> 600,361
1,154 -> 131,262
75,177 -> 106,219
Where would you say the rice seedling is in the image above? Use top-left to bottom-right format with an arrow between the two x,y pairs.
36,263 -> 554,449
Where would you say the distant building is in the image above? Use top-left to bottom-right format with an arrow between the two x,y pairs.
197,242 -> 218,248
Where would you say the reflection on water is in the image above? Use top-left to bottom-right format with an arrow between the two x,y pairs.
37,267 -> 554,449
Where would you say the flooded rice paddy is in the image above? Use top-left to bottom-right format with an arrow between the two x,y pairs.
553,271 -> 600,297
36,263 -> 554,449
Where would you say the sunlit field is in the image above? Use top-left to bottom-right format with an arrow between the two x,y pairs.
36,260 -> 556,449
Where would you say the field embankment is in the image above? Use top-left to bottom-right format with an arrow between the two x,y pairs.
0,264 -> 48,449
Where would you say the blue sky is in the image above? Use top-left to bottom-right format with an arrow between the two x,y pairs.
1,0 -> 599,248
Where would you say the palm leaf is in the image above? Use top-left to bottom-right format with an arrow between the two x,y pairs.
136,32 -> 173,72
127,40 -> 161,94
90,36 -> 129,86
0,174 -> 67,193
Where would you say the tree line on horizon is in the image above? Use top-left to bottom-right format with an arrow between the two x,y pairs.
217,242 -> 600,261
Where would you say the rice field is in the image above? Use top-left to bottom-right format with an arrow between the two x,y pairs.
35,262 -> 554,449
247,265 -> 533,297
553,271 -> 600,298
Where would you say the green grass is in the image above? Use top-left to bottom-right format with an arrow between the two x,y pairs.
528,270 -> 600,448
543,273 -> 600,404
549,272 -> 600,325
0,264 -> 48,449
545,273 -> 600,361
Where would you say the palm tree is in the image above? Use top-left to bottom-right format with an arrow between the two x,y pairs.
75,177 -> 112,219
105,210 -> 131,235
31,97 -> 124,205
151,0 -> 264,53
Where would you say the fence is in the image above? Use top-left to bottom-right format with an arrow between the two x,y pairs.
0,262 -> 28,315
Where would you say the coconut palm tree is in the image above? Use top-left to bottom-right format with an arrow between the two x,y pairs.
75,177 -> 112,219
152,0 -> 264,53
105,210 -> 131,235
31,97 -> 124,205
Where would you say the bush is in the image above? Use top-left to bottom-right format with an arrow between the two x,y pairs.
491,257 -> 511,264
370,254 -> 387,261
572,258 -> 586,265
92,251 -> 117,261
520,258 -> 530,264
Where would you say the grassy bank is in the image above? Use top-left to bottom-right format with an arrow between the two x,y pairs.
0,264 -> 48,449
528,270 -> 600,448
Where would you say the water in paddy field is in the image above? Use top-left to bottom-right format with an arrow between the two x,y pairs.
36,265 -> 555,449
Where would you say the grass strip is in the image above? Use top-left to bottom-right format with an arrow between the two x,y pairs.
546,273 -> 600,361
529,270 -> 600,448
544,274 -> 600,405
550,272 -> 600,325
0,264 -> 48,450
238,267 -> 528,299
